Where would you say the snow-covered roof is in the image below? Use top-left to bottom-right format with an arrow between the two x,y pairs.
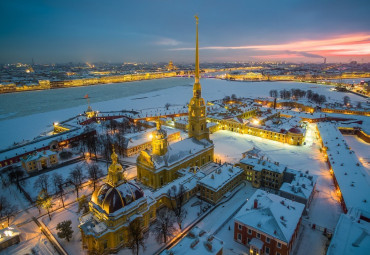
327,212 -> 370,255
0,226 -> 20,244
279,170 -> 318,200
198,163 -> 243,192
21,150 -> 56,162
240,157 -> 289,174
160,226 -> 223,255
149,137 -> 213,170
317,122 -> 370,218
235,189 -> 304,243
153,167 -> 205,199
124,126 -> 179,149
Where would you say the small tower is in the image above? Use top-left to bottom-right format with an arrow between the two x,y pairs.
106,147 -> 125,187
151,120 -> 168,156
188,15 -> 209,141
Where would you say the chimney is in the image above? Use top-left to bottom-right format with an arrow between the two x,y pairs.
254,199 -> 258,209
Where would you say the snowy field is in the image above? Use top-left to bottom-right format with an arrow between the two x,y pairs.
0,78 -> 367,150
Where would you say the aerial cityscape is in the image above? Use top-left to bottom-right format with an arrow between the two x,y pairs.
0,1 -> 369,255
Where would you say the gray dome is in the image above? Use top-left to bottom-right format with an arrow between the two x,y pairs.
91,181 -> 144,214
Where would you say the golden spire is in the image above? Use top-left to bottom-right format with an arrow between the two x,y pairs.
195,15 -> 199,84
111,145 -> 118,165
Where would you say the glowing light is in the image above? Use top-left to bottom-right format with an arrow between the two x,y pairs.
149,134 -> 153,140
4,230 -> 13,237
252,119 -> 260,125
54,122 -> 59,126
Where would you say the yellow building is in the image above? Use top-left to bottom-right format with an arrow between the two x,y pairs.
238,157 -> 285,189
198,164 -> 244,204
137,16 -> 214,189
21,150 -> 58,173
79,149 -> 156,254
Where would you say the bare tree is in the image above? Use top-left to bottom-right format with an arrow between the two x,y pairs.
167,185 -> 187,230
87,163 -> 103,191
152,208 -> 176,244
77,195 -> 89,214
127,218 -> 148,255
36,190 -> 54,220
52,173 -> 65,207
68,165 -> 84,198
86,133 -> 98,160
0,196 -> 17,225
165,103 -> 171,110
34,174 -> 50,194
7,167 -> 25,191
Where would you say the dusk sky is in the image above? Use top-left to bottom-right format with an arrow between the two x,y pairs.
1,0 -> 369,64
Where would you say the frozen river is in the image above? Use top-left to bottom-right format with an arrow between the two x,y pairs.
0,77 -> 192,120
0,78 -> 367,150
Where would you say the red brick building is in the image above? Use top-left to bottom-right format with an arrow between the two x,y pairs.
234,190 -> 304,255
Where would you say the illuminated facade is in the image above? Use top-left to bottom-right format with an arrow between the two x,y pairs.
137,16 -> 214,189
79,149 -> 156,254
21,150 -> 58,173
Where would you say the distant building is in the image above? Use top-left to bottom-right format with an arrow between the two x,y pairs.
21,150 -> 58,172
160,226 -> 223,255
234,190 -> 304,255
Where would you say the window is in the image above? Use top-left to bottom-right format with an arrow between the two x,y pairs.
237,233 -> 242,241
265,247 -> 270,254
266,237 -> 270,243
248,229 -> 252,235
257,233 -> 261,239
238,224 -> 242,230
276,253 -> 281,255
277,242 -> 282,248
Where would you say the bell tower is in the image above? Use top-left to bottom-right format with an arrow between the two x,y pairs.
188,15 -> 209,141
107,147 -> 124,187
151,120 -> 168,156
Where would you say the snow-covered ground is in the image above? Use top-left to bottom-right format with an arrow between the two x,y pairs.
0,221 -> 58,255
0,79 -> 367,150
22,160 -> 107,200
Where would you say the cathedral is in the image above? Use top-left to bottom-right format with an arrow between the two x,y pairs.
79,16 -> 215,254
136,15 -> 214,189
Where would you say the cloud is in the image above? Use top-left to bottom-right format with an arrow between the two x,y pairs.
171,33 -> 370,57
155,37 -> 181,46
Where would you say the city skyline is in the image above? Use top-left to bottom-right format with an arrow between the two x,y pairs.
1,0 -> 370,64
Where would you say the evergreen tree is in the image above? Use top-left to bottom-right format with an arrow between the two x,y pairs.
56,220 -> 74,242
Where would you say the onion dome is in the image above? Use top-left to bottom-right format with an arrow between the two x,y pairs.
91,182 -> 144,214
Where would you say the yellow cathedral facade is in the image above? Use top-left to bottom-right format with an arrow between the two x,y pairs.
79,16 -> 215,254
137,15 -> 214,189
